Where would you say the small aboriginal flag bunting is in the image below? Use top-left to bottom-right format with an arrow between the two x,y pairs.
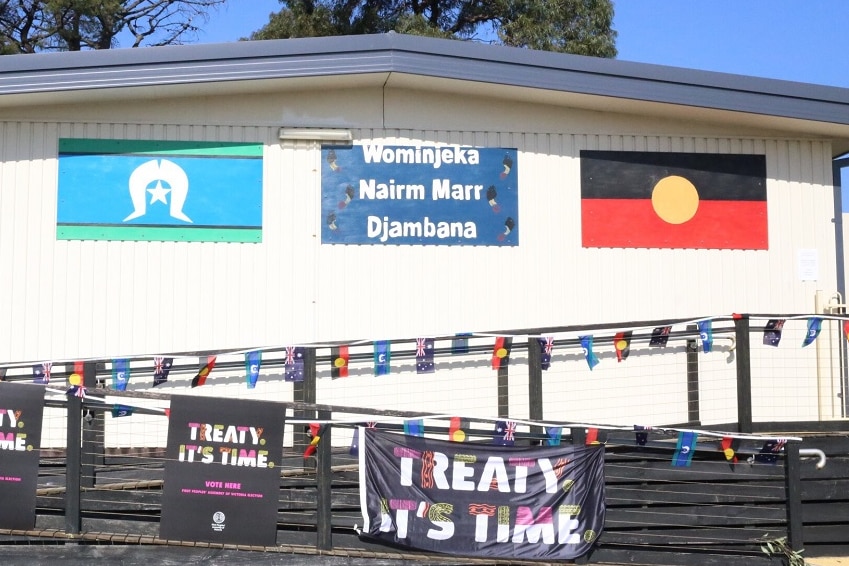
585,428 -> 607,445
153,357 -> 173,387
112,358 -> 130,391
374,341 -> 391,376
491,337 -> 512,369
721,436 -> 741,470
415,338 -> 435,374
449,417 -> 469,442
579,335 -> 600,370
614,331 -> 632,362
493,420 -> 517,446
697,320 -> 713,353
284,347 -> 306,382
404,419 -> 424,437
190,356 -> 217,388
763,319 -> 785,347
672,431 -> 698,467
66,371 -> 86,399
650,326 -> 672,347
538,337 -> 554,370
33,362 -> 52,384
802,317 -> 823,347
330,345 -> 349,378
844,320 -> 849,342
304,423 -> 329,458
245,351 -> 261,389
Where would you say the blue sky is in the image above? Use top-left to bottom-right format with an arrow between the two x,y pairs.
194,0 -> 849,88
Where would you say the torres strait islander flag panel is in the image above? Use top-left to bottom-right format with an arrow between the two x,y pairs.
56,139 -> 263,242
321,144 -> 518,246
580,150 -> 768,250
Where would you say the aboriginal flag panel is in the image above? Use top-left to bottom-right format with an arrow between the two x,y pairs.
580,151 -> 767,250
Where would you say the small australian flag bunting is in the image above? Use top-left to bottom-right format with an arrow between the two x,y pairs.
284,346 -> 306,382
493,420 -> 517,446
32,362 -> 52,384
754,439 -> 786,464
538,336 -> 554,370
579,335 -> 599,370
802,317 -> 823,347
697,320 -> 713,353
650,326 -> 672,347
153,357 -> 173,387
415,338 -> 435,374
763,319 -> 786,347
374,341 -> 391,376
672,431 -> 698,467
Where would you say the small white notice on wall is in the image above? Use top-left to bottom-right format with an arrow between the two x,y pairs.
798,249 -> 819,281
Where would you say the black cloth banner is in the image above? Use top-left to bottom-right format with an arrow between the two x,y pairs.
160,395 -> 285,546
0,382 -> 44,529
358,429 -> 605,560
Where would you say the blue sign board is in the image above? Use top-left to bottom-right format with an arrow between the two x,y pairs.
321,144 -> 519,246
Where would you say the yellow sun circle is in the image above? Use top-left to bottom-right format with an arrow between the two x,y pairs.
651,175 -> 699,224
496,348 -> 508,358
334,358 -> 346,368
615,339 -> 627,351
68,373 -> 82,386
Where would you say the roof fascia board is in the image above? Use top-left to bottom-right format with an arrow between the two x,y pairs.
0,33 -> 847,127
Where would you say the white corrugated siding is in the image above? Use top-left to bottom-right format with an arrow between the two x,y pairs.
0,127 -> 838,362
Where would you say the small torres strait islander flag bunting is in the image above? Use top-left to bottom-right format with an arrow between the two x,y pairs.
112,404 -> 133,417
580,150 -> 768,249
415,338 -> 435,374
330,345 -> 349,378
452,333 -> 471,354
579,335 -> 600,370
491,337 -> 512,370
721,436 -> 741,470
374,341 -> 391,376
649,326 -> 672,347
449,417 -> 469,442
802,317 -> 823,347
614,331 -> 632,362
546,426 -> 562,446
153,356 -> 173,387
33,362 -> 52,384
112,358 -> 130,391
404,419 -> 424,437
697,320 -> 713,353
672,431 -> 698,467
245,351 -> 261,389
538,337 -> 554,370
493,420 -> 517,446
763,319 -> 786,347
190,356 -> 217,388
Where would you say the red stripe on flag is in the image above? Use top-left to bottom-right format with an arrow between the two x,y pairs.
582,198 -> 767,249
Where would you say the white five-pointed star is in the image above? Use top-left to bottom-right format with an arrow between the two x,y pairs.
147,181 -> 171,204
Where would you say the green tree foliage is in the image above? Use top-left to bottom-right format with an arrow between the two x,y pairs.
0,0 -> 226,53
248,0 -> 617,57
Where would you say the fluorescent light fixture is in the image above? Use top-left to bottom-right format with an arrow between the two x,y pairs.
278,128 -> 353,142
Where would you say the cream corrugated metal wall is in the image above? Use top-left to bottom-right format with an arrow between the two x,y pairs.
0,122 -> 838,363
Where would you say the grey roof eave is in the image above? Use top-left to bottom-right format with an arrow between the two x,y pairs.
0,32 -> 848,127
